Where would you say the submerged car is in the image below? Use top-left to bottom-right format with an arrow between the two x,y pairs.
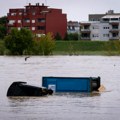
7,81 -> 53,97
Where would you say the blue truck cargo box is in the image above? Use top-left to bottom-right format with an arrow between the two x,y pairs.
42,76 -> 100,92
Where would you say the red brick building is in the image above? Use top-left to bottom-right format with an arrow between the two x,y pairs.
7,3 -> 67,39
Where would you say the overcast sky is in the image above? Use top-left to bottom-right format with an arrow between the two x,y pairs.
1,0 -> 120,21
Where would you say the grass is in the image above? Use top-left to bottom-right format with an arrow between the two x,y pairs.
0,40 -> 120,56
54,41 -> 120,56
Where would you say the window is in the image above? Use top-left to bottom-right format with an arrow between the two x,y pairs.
103,34 -> 109,37
32,12 -> 36,15
84,25 -> 90,29
32,27 -> 35,31
18,27 -> 21,30
24,18 -> 30,23
24,13 -> 27,15
112,25 -> 118,29
72,26 -> 75,30
112,33 -> 118,37
103,27 -> 109,29
111,18 -> 118,21
38,18 -> 45,22
18,20 -> 21,23
9,20 -> 15,25
92,34 -> 99,37
103,18 -> 109,22
37,26 -> 45,30
93,25 -> 99,29
19,12 -> 22,15
36,34 -> 45,37
32,20 -> 35,23
11,13 -> 16,16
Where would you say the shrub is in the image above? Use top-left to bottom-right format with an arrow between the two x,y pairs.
55,32 -> 62,40
0,40 -> 5,55
33,33 -> 55,55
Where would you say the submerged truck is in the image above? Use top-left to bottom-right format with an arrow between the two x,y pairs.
42,76 -> 100,92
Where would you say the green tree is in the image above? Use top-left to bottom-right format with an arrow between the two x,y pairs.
64,33 -> 79,41
33,33 -> 55,55
68,33 -> 79,40
0,16 -> 7,39
4,28 -> 33,55
0,16 -> 7,25
0,25 -> 7,39
64,33 -> 69,40
55,32 -> 62,40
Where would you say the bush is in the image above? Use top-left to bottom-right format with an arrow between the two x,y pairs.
55,32 -> 62,40
64,33 -> 79,41
33,33 -> 55,55
0,40 -> 5,55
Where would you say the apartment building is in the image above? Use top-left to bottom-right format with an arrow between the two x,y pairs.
89,10 -> 115,21
80,10 -> 120,41
67,21 -> 80,34
7,3 -> 67,39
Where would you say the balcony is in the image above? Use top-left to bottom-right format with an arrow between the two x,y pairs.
35,22 -> 46,26
109,21 -> 119,25
81,28 -> 90,33
22,21 -> 30,26
109,29 -> 119,33
7,22 -> 15,26
81,32 -> 91,40
81,37 -> 91,40
109,37 -> 119,40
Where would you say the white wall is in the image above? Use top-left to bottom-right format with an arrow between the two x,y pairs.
91,22 -> 110,41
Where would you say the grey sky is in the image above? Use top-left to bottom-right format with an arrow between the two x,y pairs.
0,0 -> 120,21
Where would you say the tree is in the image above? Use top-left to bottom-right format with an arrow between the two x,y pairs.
0,16 -> 7,25
64,33 -> 79,41
4,28 -> 33,55
0,16 -> 7,39
68,33 -> 79,40
55,32 -> 62,40
64,33 -> 69,40
33,33 -> 55,55
0,25 -> 7,39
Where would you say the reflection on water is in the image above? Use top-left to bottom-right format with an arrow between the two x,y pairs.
0,56 -> 120,120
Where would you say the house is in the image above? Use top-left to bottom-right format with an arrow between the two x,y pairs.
80,10 -> 120,41
7,3 -> 67,39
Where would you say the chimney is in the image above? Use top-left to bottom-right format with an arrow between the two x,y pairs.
107,10 -> 114,15
29,3 -> 31,6
36,3 -> 39,6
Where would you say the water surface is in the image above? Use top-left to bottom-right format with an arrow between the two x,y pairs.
0,56 -> 120,120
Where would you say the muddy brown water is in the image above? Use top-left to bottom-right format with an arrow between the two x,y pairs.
0,56 -> 120,120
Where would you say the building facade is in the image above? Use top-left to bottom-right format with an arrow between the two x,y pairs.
7,3 -> 67,39
80,10 -> 120,41
67,21 -> 80,34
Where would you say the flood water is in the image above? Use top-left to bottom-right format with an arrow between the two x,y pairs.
0,55 -> 120,120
